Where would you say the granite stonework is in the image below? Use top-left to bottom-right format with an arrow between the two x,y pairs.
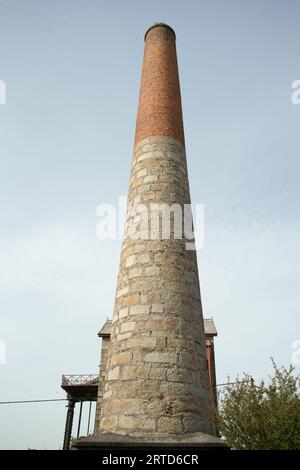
94,135 -> 214,437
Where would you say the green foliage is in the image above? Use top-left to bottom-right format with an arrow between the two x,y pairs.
217,359 -> 300,449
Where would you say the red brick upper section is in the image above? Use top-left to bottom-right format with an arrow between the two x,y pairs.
134,24 -> 185,146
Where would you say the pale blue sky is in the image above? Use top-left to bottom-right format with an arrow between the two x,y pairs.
0,0 -> 299,449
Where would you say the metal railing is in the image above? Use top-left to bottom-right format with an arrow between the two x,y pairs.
61,374 -> 98,386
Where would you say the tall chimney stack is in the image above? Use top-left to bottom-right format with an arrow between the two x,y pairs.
77,23 -> 227,450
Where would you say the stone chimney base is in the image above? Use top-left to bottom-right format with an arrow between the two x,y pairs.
73,432 -> 229,450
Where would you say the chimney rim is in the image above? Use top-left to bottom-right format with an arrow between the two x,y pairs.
144,23 -> 176,41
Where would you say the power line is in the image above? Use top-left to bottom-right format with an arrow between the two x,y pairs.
0,380 -> 256,405
216,380 -> 251,387
0,398 -> 67,404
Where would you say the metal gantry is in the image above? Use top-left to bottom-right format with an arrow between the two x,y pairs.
61,374 -> 98,450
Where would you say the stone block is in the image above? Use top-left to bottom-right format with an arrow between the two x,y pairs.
128,267 -> 143,279
145,265 -> 160,276
99,416 -> 118,430
103,398 -> 144,415
117,332 -> 132,341
107,366 -> 120,381
129,304 -> 150,315
116,286 -> 129,298
151,303 -> 163,313
120,321 -> 136,332
125,336 -> 156,350
121,366 -> 149,380
125,255 -> 137,267
119,307 -> 129,319
138,253 -> 150,263
157,416 -> 183,433
110,351 -> 131,366
119,415 -> 156,431
144,352 -> 177,364
122,293 -> 139,307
